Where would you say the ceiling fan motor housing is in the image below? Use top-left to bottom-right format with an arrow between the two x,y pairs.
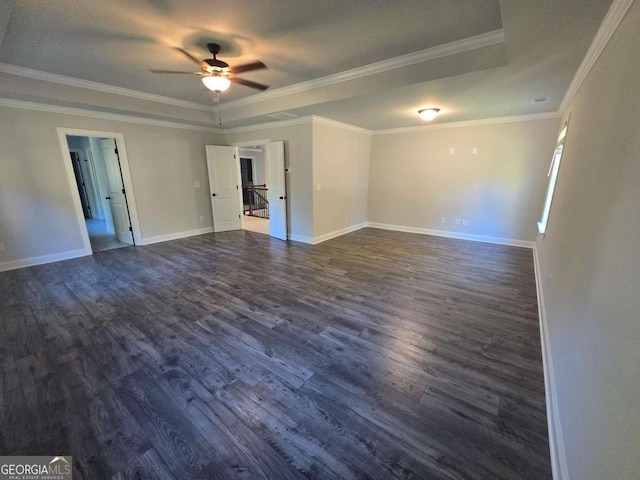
203,59 -> 229,70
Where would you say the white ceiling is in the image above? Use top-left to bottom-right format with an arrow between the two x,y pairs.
0,0 -> 613,130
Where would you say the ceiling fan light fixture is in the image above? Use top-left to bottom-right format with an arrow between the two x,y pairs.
418,108 -> 441,121
202,74 -> 231,92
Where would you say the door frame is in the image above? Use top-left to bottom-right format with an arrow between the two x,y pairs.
232,140 -> 271,231
231,138 -> 292,240
57,128 -> 143,254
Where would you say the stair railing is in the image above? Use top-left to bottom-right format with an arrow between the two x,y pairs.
242,184 -> 269,219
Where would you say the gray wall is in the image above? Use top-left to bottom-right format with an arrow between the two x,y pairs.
368,118 -> 559,243
535,3 -> 640,479
226,123 -> 314,242
1,107 -> 560,266
230,120 -> 371,242
0,107 -> 224,268
312,122 -> 370,238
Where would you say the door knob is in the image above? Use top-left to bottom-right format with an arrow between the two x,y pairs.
105,196 -> 111,200
279,196 -> 286,200
212,193 -> 217,197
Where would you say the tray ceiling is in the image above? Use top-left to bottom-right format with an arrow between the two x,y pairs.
0,0 -> 613,130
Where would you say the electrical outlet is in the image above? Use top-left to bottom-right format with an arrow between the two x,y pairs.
194,181 -> 200,188
462,219 -> 468,226
316,183 -> 322,190
344,215 -> 348,223
449,148 -> 455,156
455,218 -> 461,226
440,217 -> 446,224
199,215 -> 204,222
472,147 -> 478,154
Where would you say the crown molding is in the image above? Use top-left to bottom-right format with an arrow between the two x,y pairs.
0,62 -> 214,112
0,96 -> 561,137
219,29 -> 505,112
558,0 -> 634,115
0,98 -> 224,133
0,29 -> 503,117
372,112 -> 561,135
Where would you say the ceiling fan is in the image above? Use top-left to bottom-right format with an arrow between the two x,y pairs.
151,43 -> 269,93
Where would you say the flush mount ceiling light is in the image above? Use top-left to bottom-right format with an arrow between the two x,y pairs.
202,74 -> 231,93
418,108 -> 441,121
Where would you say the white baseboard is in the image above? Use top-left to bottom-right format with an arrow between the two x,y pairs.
533,245 -> 569,480
0,248 -> 90,272
288,233 -> 314,244
366,222 -> 535,248
313,222 -> 368,245
141,226 -> 214,245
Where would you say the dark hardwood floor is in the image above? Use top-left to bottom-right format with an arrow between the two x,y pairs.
0,228 -> 551,479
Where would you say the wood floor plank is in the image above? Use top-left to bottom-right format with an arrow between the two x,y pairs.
0,228 -> 551,479
112,447 -> 179,480
117,369 -> 219,479
158,368 -> 307,479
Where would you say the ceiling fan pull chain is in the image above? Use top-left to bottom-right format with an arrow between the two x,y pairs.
217,92 -> 222,127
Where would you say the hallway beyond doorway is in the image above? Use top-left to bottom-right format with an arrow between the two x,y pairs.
242,215 -> 269,235
86,218 -> 129,252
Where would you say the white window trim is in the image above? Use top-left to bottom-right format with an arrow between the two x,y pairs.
538,120 -> 569,235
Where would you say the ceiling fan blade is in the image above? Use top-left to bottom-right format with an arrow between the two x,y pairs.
172,47 -> 203,66
150,69 -> 203,75
230,76 -> 269,91
229,61 -> 267,74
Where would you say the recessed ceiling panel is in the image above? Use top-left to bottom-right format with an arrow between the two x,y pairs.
0,0 -> 615,129
0,0 -> 502,102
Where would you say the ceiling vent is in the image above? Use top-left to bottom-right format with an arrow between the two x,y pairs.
267,112 -> 298,120
531,97 -> 550,104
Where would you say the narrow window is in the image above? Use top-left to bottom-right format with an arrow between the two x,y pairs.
538,121 -> 569,235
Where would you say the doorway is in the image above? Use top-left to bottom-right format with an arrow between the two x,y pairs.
58,129 -> 142,255
206,141 -> 287,241
239,147 -> 270,236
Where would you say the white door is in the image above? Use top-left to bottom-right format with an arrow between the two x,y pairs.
266,141 -> 287,241
206,145 -> 242,232
99,139 -> 134,245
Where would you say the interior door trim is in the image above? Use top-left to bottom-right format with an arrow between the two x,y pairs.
56,128 -> 143,255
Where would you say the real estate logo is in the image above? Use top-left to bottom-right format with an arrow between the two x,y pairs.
0,456 -> 72,480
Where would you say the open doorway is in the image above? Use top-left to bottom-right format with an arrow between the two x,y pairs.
206,141 -> 287,240
58,129 -> 142,255
239,146 -> 270,235
67,136 -> 128,251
